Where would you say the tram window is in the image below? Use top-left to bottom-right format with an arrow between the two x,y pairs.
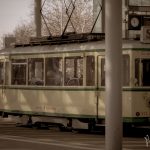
28,58 -> 44,85
86,56 -> 95,86
101,58 -> 105,86
11,59 -> 26,85
101,55 -> 130,86
142,59 -> 150,86
65,56 -> 83,86
0,62 -> 4,85
123,55 -> 130,86
45,57 -> 62,86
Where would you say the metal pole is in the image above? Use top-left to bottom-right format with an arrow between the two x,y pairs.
35,0 -> 42,37
105,0 -> 122,149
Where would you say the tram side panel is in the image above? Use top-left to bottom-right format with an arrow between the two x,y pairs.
97,91 -> 133,123
98,90 -> 150,126
0,88 -> 97,119
122,91 -> 133,124
0,88 -> 149,126
131,90 -> 150,125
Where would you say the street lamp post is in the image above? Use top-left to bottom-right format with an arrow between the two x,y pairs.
105,0 -> 122,149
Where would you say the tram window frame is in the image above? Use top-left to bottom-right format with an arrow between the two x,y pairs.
64,56 -> 83,86
86,56 -> 95,86
101,55 -> 130,86
45,57 -> 63,86
0,62 -> 4,85
28,58 -> 44,86
11,59 -> 27,85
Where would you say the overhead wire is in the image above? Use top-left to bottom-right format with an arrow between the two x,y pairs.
90,0 -> 102,33
61,0 -> 77,36
40,0 -> 52,37
64,0 -> 76,33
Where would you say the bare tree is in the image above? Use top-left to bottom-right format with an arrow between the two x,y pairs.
0,38 -> 3,50
41,0 -> 63,36
70,0 -> 93,33
12,0 -> 93,43
42,0 -> 93,36
11,0 -> 150,44
14,21 -> 35,44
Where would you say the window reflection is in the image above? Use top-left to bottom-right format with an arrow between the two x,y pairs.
65,57 -> 83,86
45,57 -> 63,86
28,58 -> 44,85
11,59 -> 27,85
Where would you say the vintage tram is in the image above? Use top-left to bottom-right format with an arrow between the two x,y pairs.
0,35 -> 150,130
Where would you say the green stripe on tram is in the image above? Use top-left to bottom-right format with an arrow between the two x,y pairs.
1,85 -> 150,92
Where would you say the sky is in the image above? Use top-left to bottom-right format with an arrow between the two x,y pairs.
0,0 -> 33,38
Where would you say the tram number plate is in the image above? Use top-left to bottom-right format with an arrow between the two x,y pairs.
137,112 -> 150,116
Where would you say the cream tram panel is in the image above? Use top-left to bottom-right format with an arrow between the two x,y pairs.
1,88 -> 97,117
97,91 -> 133,118
131,91 -> 150,117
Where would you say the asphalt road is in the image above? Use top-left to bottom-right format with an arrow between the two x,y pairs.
0,121 -> 149,150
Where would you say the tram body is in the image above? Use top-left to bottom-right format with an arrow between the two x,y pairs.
0,40 -> 150,129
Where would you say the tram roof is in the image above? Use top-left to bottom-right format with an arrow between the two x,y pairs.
0,40 -> 150,56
